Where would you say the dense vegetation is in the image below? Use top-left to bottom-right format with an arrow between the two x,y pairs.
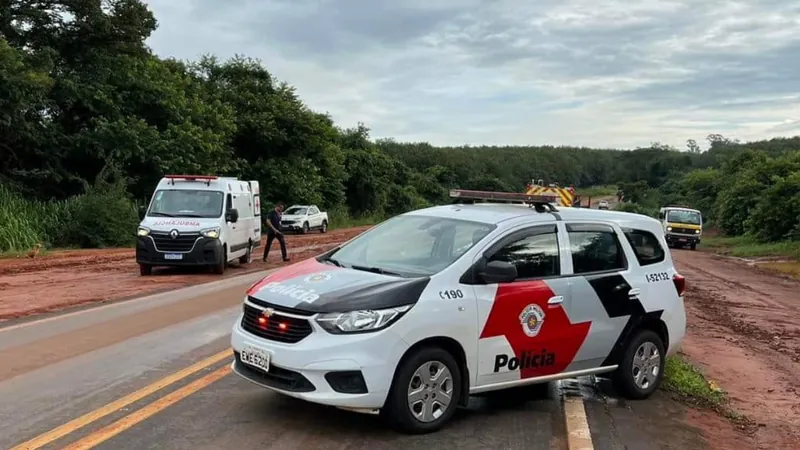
1,1 -> 798,253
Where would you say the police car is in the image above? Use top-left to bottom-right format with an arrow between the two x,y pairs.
231,189 -> 687,434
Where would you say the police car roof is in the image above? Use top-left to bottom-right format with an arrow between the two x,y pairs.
407,203 -> 661,228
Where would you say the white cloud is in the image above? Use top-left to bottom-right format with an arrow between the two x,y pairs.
144,0 -> 800,149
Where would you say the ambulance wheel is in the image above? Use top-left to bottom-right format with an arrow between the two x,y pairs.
239,241 -> 253,264
382,346 -> 461,434
139,264 -> 152,276
214,247 -> 226,274
612,329 -> 665,400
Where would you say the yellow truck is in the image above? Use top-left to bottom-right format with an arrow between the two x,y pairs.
658,206 -> 703,250
524,179 -> 581,207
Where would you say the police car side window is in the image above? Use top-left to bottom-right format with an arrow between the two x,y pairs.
568,226 -> 627,274
487,231 -> 560,279
622,228 -> 665,266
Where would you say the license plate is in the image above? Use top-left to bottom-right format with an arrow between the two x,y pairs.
164,253 -> 183,260
678,238 -> 687,242
241,346 -> 270,372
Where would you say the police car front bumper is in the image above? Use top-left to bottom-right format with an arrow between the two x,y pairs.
230,313 -> 409,410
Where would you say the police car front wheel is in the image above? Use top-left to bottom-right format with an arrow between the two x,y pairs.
613,329 -> 665,399
382,347 -> 462,434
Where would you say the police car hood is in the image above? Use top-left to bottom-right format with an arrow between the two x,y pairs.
246,257 -> 430,313
140,216 -> 218,232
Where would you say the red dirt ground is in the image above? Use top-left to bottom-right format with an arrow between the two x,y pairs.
672,249 -> 800,449
0,227 -> 371,321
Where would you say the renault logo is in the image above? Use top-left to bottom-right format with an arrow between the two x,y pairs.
169,229 -> 179,239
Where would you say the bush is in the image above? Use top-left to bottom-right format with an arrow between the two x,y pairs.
62,182 -> 140,248
745,172 -> 800,242
615,202 -> 657,218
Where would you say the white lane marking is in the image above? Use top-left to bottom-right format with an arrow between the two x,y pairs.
564,395 -> 594,450
0,269 -> 274,334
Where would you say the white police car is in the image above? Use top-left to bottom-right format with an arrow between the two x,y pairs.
231,189 -> 687,433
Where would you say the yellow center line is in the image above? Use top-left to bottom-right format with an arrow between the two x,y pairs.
64,364 -> 232,450
11,348 -> 232,450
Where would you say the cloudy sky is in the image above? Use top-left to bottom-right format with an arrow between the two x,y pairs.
144,0 -> 800,149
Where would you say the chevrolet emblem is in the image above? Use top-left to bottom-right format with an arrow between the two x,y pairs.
262,308 -> 275,318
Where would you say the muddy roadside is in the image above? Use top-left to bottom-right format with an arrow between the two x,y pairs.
0,227 -> 370,321
672,249 -> 800,449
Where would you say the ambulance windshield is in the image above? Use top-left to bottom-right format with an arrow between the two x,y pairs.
148,189 -> 224,219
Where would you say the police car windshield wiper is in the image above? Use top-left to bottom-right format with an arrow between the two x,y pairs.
349,264 -> 402,276
321,256 -> 343,267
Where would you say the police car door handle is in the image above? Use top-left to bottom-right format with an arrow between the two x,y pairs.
548,295 -> 564,305
628,288 -> 641,298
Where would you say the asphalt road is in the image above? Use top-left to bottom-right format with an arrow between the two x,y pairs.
0,269 -> 710,450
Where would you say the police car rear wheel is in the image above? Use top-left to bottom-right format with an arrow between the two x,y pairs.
382,347 -> 461,434
613,329 -> 665,399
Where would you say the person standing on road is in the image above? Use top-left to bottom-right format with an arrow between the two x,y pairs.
262,201 -> 290,262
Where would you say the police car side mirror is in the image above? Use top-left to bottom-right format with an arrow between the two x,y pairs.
479,260 -> 517,284
227,208 -> 239,223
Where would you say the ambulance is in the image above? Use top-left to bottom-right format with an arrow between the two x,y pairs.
136,175 -> 261,275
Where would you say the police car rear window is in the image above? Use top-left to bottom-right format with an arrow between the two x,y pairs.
622,229 -> 665,266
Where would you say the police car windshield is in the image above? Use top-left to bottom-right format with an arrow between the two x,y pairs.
147,190 -> 224,219
667,210 -> 701,225
329,215 -> 495,277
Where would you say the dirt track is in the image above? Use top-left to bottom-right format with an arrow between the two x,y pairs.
673,249 -> 800,449
0,227 -> 370,321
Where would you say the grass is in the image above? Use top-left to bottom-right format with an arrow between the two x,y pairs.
663,356 -> 752,428
577,184 -> 617,198
663,356 -> 726,408
702,235 -> 800,260
328,212 -> 384,230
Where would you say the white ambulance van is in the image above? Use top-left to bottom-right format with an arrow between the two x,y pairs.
136,175 -> 261,275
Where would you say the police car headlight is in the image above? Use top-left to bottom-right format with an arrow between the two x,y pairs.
201,227 -> 220,239
316,305 -> 412,334
137,226 -> 150,237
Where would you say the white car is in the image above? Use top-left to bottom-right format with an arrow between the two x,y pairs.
231,189 -> 686,433
598,199 -> 610,210
280,205 -> 329,234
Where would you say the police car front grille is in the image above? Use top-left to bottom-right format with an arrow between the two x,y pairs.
246,297 -> 315,317
151,232 -> 200,252
241,304 -> 313,344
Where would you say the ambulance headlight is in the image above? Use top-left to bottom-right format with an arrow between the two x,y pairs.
137,226 -> 150,237
201,227 -> 220,239
316,305 -> 412,334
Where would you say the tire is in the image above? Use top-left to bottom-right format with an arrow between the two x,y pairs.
301,222 -> 309,234
213,246 -> 227,275
239,241 -> 253,264
690,243 -> 697,250
320,220 -> 328,233
612,329 -> 666,400
381,347 -> 461,434
139,264 -> 152,276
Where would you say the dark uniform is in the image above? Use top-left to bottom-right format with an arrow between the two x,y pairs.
262,207 -> 288,262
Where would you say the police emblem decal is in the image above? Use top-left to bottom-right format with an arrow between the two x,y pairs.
304,272 -> 333,283
519,304 -> 546,337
